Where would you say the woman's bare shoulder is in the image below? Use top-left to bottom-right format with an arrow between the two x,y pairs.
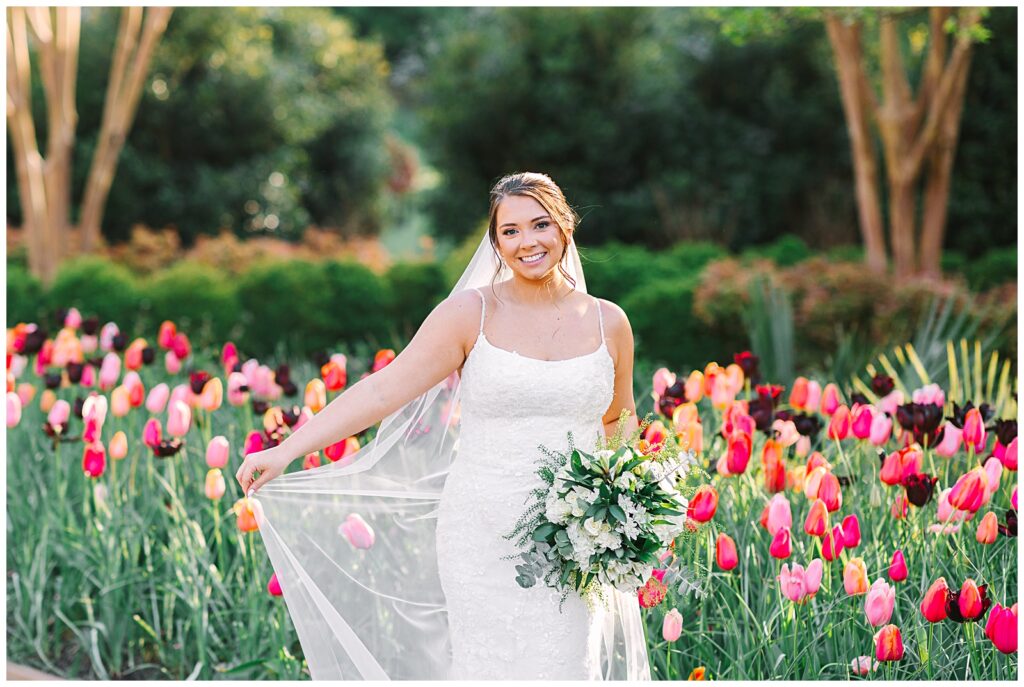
595,297 -> 631,334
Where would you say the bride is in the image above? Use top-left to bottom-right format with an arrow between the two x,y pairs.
236,172 -> 651,680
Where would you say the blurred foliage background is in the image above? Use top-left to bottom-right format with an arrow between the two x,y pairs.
6,5 -> 1017,374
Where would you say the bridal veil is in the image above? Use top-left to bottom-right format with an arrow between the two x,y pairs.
256,232 -> 651,680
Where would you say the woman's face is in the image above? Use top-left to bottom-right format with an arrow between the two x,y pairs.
494,194 -> 566,280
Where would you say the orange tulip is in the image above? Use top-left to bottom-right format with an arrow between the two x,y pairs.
715,533 -> 739,571
321,361 -> 347,391
305,378 -> 327,413
684,370 -> 704,403
976,511 -> 998,544
687,666 -> 706,680
205,468 -> 226,501
233,497 -> 263,532
817,472 -> 843,512
199,377 -> 223,412
109,431 -> 128,460
789,376 -> 809,410
804,498 -> 829,537
844,557 -> 869,595
873,625 -> 904,662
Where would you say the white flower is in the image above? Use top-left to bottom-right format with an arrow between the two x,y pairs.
545,493 -> 572,525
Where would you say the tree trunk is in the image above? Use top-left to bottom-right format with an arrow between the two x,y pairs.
919,44 -> 973,278
889,181 -> 917,275
824,14 -> 887,273
78,7 -> 173,253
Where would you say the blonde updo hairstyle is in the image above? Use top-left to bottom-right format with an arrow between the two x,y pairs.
486,172 -> 579,293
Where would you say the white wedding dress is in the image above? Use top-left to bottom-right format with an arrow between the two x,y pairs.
256,237 -> 650,681
435,288 -> 615,679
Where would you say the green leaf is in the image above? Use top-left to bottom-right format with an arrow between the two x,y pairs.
532,523 -> 560,541
609,504 -> 626,523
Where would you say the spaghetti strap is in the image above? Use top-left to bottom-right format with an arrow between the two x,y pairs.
474,287 -> 486,335
594,297 -> 605,345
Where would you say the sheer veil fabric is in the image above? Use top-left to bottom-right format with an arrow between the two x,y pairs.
256,233 -> 651,680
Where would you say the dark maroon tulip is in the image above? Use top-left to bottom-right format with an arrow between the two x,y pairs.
658,379 -> 687,418
275,364 -> 292,385
871,374 -> 895,397
67,362 -> 85,384
73,396 -> 86,419
152,439 -> 185,458
948,401 -> 995,429
903,472 -> 939,507
252,399 -> 269,415
189,371 -> 212,395
851,392 -> 870,407
998,509 -> 1018,538
995,420 -> 1018,446
43,372 -> 62,389
23,328 -> 47,355
281,405 -> 303,427
734,351 -> 760,382
792,413 -> 823,439
312,350 -> 331,369
82,316 -> 99,336
896,402 -> 944,447
748,396 -> 775,433
141,346 -> 156,365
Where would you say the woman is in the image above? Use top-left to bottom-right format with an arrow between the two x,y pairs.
237,172 -> 650,680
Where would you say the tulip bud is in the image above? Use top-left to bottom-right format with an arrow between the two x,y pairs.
167,400 -> 191,438
822,525 -> 845,562
82,442 -> 106,478
850,656 -> 876,676
206,436 -> 230,468
244,430 -> 263,456
158,321 -> 177,349
165,350 -> 182,375
205,468 -> 226,501
962,408 -> 987,452
146,383 -> 170,414
40,389 -> 57,414
888,550 -> 908,582
850,404 -> 873,439
920,577 -> 949,622
715,533 -> 739,571
985,602 -> 1018,654
6,392 -> 22,428
1003,436 -> 1018,471
302,452 -> 321,470
143,418 -> 162,448
865,578 -> 896,626
827,404 -> 851,440
844,558 -> 869,595
769,527 -> 792,559
976,511 -> 999,544
821,383 -> 841,416
109,432 -> 128,458
304,378 -> 327,414
948,467 -> 989,513
233,497 -> 263,532
817,472 -> 843,512
199,378 -> 223,412
339,513 -> 375,549
662,608 -> 683,642
98,353 -> 121,391
804,499 -> 829,537
267,571 -> 283,597
765,493 -> 792,536
957,579 -> 987,621
840,514 -> 861,548
110,386 -> 130,418
873,625 -> 904,662
687,485 -> 718,523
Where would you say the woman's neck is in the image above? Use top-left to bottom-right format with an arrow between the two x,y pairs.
503,270 -> 573,305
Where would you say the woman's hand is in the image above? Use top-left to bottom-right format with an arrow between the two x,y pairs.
235,446 -> 292,495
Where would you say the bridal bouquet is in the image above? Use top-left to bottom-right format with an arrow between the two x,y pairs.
505,418 -> 700,602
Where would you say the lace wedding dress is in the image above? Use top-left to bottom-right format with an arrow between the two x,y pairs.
256,236 -> 650,681
435,288 -> 615,679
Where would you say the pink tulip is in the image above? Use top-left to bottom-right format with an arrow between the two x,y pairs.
843,557 -> 869,595
820,383 -> 841,415
777,559 -> 823,603
936,487 -> 974,524
1013,486 -> 1018,511
850,404 -> 873,439
81,334 -> 98,355
934,422 -> 963,457
652,368 -> 675,399
171,332 -> 191,360
850,656 -> 876,676
889,550 -> 908,582
765,493 -> 792,536
227,372 -> 249,407
840,514 -> 861,548
109,431 -> 128,460
81,364 -> 96,387
662,608 -> 683,642
16,382 -> 35,408
771,419 -> 800,447
82,443 -> 106,478
912,383 -> 945,407
158,321 -> 177,349
99,322 -> 119,351
82,395 -> 107,443
98,353 -> 121,390
47,399 -> 71,428
143,418 -> 162,448
267,572 -> 283,597
221,341 -> 239,374
804,466 -> 827,500
146,383 -> 170,414
868,409 -> 893,446
804,380 -> 822,414
891,493 -> 909,519
167,400 -> 191,438
795,434 -> 811,457
962,408 -> 987,452
725,430 -> 752,474
339,513 -> 375,549
985,602 -> 1018,654
169,383 -> 191,408
244,430 -> 264,456
877,389 -> 904,416
7,392 -> 22,428
769,527 -> 792,559
976,511 -> 998,544
982,457 -> 1002,497
205,468 -> 226,500
206,436 -> 230,468
164,349 -> 182,374
63,307 -> 82,329
1002,437 -> 1018,471
865,578 -> 896,626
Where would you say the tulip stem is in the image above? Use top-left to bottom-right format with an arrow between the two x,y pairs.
926,623 -> 934,680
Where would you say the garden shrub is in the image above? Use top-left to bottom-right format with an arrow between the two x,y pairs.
742,233 -> 812,267
6,263 -> 44,326
387,261 -> 448,337
318,260 -> 395,351
142,261 -> 240,347
581,242 -> 680,305
965,247 -> 1017,292
44,256 -> 142,333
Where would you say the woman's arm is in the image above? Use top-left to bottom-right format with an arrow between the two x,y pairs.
600,300 -> 640,438
236,289 -> 481,493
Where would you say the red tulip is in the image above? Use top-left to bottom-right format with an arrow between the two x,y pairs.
769,527 -> 792,559
171,332 -> 191,361
827,404 -> 851,440
687,485 -> 719,523
82,443 -> 106,478
821,525 -> 845,562
321,361 -> 347,392
221,341 -> 239,375
725,430 -> 752,475
873,625 -> 904,662
804,499 -> 829,537
920,577 -> 949,623
715,533 -> 739,571
143,418 -> 162,448
888,550 -> 908,582
325,436 -> 361,466
957,579 -> 989,621
985,602 -> 1018,654
817,472 -> 843,512
302,452 -> 321,470
948,467 -> 989,513
372,349 -> 396,372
